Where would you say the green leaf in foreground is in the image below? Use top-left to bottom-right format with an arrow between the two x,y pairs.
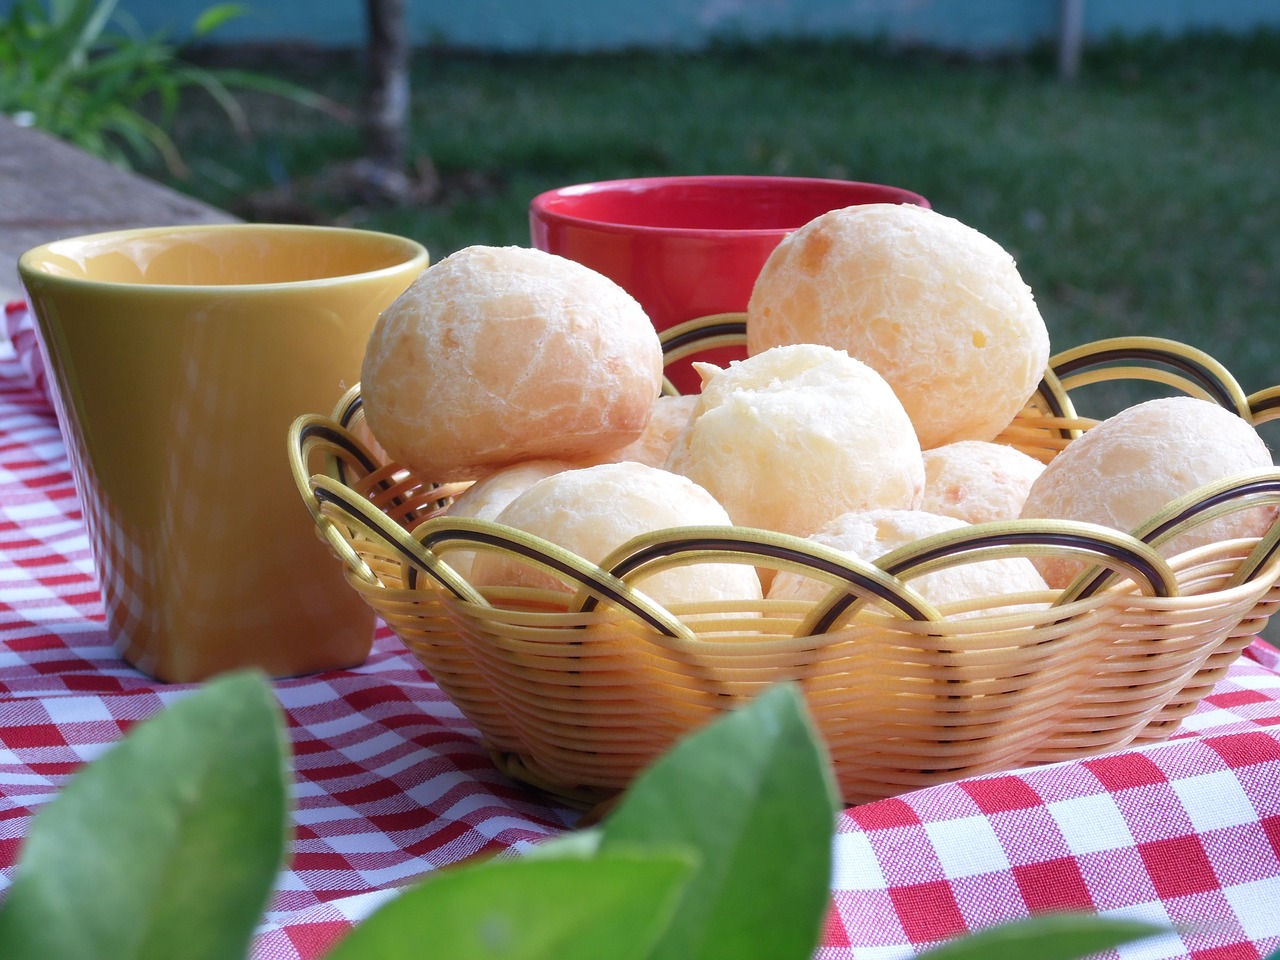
521,825 -> 603,860
325,851 -> 695,960
916,913 -> 1173,960
600,683 -> 841,960
0,671 -> 290,960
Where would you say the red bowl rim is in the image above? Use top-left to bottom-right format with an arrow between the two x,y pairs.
529,174 -> 930,239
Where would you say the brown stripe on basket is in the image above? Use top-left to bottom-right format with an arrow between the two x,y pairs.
1072,471 -> 1280,600
1024,366 -> 1080,444
310,483 -> 482,604
320,385 -> 453,518
806,527 -> 1175,634
411,523 -> 692,639
297,420 -> 381,480
1134,473 -> 1280,547
303,397 -> 454,522
658,315 -> 747,354
334,385 -> 365,429
1051,338 -> 1249,416
1248,386 -> 1280,423
313,482 -> 431,567
593,531 -> 934,626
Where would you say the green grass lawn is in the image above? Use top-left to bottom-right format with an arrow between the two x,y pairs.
164,30 -> 1280,411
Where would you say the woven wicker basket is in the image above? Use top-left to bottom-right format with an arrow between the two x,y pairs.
288,315 -> 1280,808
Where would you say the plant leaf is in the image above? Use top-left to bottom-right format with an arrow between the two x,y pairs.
521,825 -> 603,860
44,0 -> 120,87
324,850 -> 696,960
192,2 -> 248,37
204,65 -> 353,120
600,683 -> 840,960
0,671 -> 291,960
0,0 -> 339,171
915,913 -> 1173,960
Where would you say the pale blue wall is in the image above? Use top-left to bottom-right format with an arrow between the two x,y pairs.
16,0 -> 1280,52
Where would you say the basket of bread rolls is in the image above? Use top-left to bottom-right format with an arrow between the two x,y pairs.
288,203 -> 1280,809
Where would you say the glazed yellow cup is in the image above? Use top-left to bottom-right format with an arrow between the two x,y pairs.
18,224 -> 429,682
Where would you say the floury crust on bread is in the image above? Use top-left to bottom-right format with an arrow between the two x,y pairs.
665,343 -> 926,539
361,245 -> 663,482
746,203 -> 1049,450
767,507 -> 1048,617
1018,396 -> 1276,588
921,440 -> 1046,525
470,461 -> 764,609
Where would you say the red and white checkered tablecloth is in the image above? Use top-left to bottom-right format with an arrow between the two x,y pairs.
3,300 -> 1280,960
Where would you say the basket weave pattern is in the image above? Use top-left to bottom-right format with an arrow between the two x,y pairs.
289,319 -> 1280,807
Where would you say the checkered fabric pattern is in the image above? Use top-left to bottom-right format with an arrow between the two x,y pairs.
3,301 -> 1280,960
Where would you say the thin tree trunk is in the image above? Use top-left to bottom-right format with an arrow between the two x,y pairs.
361,0 -> 411,197
1057,0 -> 1085,82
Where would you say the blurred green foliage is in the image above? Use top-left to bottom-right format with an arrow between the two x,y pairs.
152,31 -> 1280,414
0,0 -> 336,174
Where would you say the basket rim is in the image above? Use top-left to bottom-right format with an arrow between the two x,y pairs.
285,327 -> 1280,640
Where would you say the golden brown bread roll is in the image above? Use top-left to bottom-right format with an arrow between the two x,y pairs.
574,394 -> 697,469
921,440 -> 1045,526
471,461 -> 763,609
441,458 -> 575,578
1018,396 -> 1276,588
665,343 -> 925,538
746,203 -> 1049,450
361,245 -> 664,482
767,508 -> 1048,616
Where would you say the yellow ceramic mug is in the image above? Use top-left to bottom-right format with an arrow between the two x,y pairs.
18,224 -> 429,682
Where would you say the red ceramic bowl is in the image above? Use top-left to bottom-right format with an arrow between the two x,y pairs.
530,175 -> 929,392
